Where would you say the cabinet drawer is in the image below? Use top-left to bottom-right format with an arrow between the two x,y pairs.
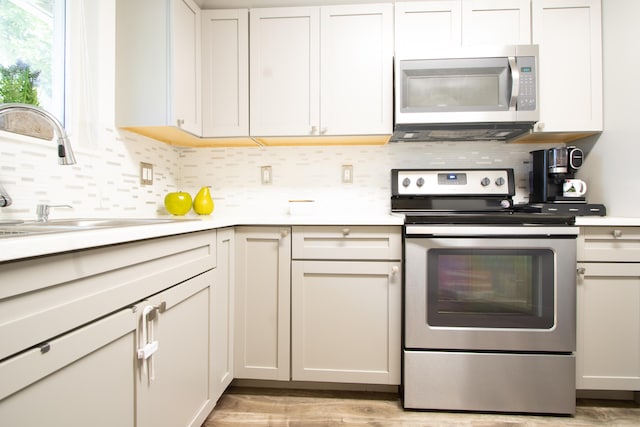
0,231 -> 216,361
292,226 -> 401,260
578,227 -> 640,262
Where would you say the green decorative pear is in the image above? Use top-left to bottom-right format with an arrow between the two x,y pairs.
193,186 -> 214,215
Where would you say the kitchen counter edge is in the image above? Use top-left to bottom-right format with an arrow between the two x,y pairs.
0,214 -> 405,263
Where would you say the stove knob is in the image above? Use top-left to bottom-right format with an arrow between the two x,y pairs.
500,199 -> 512,209
481,177 -> 491,187
402,177 -> 411,187
496,177 -> 505,186
416,177 -> 425,187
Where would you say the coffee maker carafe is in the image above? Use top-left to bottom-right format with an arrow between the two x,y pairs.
529,146 -> 584,203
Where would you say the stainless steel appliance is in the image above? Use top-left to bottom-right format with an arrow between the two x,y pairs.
392,45 -> 538,142
392,168 -> 578,415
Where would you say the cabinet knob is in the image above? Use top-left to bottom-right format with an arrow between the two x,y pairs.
612,229 -> 622,238
577,267 -> 586,276
176,119 -> 184,127
280,229 -> 289,238
536,121 -> 546,131
342,228 -> 350,236
311,126 -> 319,135
391,266 -> 399,275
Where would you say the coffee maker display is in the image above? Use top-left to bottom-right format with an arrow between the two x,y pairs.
530,146 -> 585,203
527,146 -> 606,216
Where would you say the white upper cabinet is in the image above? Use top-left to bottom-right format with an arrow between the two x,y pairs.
250,7 -> 320,137
462,0 -> 531,45
115,0 -> 202,135
250,4 -> 393,137
201,10 -> 249,137
395,0 -> 529,56
532,0 -> 603,133
320,4 -> 393,136
395,1 -> 462,55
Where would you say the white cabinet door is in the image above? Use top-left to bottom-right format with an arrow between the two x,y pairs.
532,0 -> 603,133
320,4 -> 393,135
212,228 -> 235,401
395,1 -> 462,56
234,227 -> 291,380
201,9 -> 249,137
396,0 -> 530,55
0,308 -> 137,427
291,260 -> 401,384
115,0 -> 201,134
172,0 -> 202,135
462,0 -> 531,45
136,271 -> 213,427
576,263 -> 640,390
250,7 -> 320,136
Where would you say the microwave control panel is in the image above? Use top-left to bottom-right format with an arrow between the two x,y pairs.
517,56 -> 537,111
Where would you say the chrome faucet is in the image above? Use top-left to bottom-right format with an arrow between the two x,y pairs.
0,103 -> 77,165
0,103 -> 77,208
36,203 -> 72,222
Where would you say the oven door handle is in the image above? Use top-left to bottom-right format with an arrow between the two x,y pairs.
404,225 -> 579,237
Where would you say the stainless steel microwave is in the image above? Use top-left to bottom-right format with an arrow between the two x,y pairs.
392,45 -> 539,142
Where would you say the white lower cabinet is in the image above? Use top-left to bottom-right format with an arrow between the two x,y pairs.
234,225 -> 401,385
212,228 -> 235,400
576,226 -> 640,391
291,260 -> 401,384
234,226 -> 292,381
136,271 -> 213,427
0,308 -> 137,427
0,231 -> 219,426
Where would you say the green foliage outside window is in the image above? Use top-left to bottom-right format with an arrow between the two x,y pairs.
0,60 -> 41,105
0,0 -> 57,109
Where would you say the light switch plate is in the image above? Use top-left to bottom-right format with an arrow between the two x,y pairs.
140,162 -> 153,185
261,166 -> 272,185
342,165 -> 353,183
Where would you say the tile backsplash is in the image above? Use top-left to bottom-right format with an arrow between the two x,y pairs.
0,127 -> 555,220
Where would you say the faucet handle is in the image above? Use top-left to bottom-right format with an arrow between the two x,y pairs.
36,203 -> 72,222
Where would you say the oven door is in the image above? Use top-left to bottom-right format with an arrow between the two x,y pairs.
404,226 -> 577,353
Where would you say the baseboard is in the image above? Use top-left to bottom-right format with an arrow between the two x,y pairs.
231,379 -> 399,394
577,390 -> 637,400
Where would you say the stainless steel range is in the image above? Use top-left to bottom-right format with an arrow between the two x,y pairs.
392,168 -> 578,415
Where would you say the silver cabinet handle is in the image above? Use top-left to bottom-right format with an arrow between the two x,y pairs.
612,229 -> 622,238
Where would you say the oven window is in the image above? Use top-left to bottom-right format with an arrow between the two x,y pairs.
427,249 -> 554,329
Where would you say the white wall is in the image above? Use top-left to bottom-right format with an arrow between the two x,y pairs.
576,0 -> 640,217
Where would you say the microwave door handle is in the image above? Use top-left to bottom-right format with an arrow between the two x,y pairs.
508,56 -> 519,111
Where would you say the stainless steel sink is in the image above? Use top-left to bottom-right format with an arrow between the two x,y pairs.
0,218 -> 198,238
29,218 -> 191,227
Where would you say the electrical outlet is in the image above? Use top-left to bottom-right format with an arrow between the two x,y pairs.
140,162 -> 153,185
261,166 -> 272,184
342,165 -> 353,183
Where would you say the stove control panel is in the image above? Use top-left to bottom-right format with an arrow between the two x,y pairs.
392,169 -> 514,196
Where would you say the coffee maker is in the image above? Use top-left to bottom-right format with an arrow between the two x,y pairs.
529,146 -> 584,203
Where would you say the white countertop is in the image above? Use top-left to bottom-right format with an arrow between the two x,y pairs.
575,217 -> 640,226
4,211 -> 639,263
0,213 -> 405,263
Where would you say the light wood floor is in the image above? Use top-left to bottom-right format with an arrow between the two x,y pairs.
203,387 -> 640,427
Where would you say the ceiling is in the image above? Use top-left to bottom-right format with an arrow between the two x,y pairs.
196,0 -> 392,8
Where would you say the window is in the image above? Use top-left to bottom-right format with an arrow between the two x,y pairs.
0,0 -> 66,122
